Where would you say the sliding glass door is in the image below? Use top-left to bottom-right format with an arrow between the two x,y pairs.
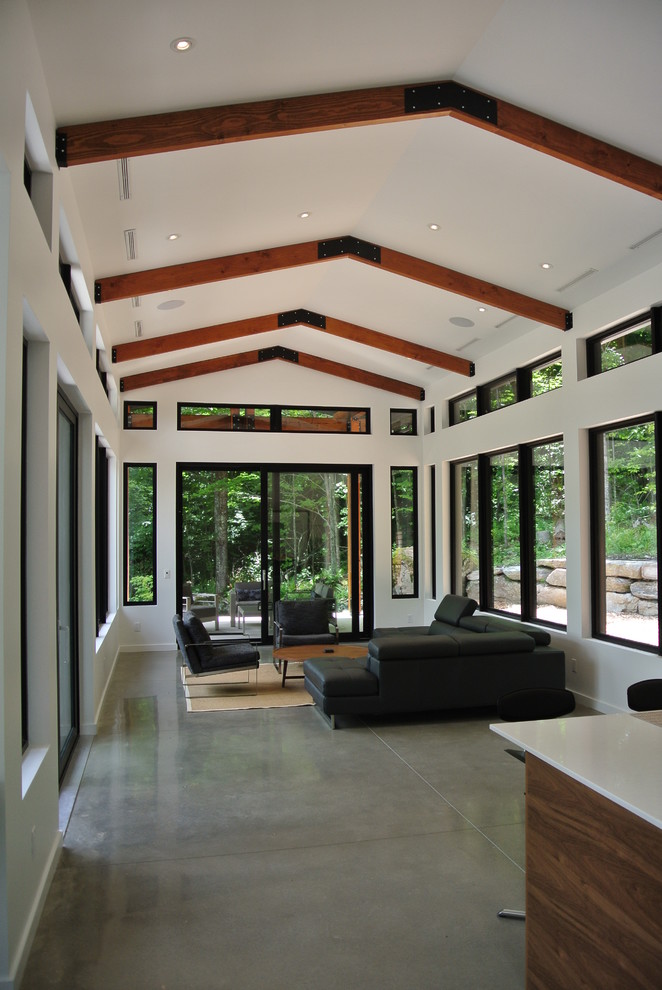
57,393 -> 79,778
177,464 -> 372,641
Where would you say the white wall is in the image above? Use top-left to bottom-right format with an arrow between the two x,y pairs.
0,3 -> 122,984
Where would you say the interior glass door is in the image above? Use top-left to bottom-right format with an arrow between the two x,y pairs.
57,394 -> 79,779
178,464 -> 371,641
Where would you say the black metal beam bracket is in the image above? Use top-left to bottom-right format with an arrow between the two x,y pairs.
404,81 -> 496,125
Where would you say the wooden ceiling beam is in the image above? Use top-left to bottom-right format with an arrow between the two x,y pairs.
56,79 -> 662,200
112,308 -> 474,377
376,246 -> 569,329
315,315 -> 473,375
119,345 -> 424,399
96,236 -> 569,331
95,241 -> 320,302
111,314 -> 278,362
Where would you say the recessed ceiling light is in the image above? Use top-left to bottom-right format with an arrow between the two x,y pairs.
428,223 -> 441,231
170,37 -> 195,52
477,306 -> 487,313
540,262 -> 553,270
298,211 -> 311,219
167,233 -> 180,241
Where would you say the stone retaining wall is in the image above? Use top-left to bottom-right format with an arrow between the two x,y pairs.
465,559 -> 658,616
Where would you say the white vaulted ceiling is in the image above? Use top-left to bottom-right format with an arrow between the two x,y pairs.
25,0 -> 662,398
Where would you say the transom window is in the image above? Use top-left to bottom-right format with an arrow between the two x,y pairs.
178,404 -> 369,434
587,308 -> 661,377
449,353 -> 562,425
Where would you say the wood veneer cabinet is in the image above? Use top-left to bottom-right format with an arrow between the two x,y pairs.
492,713 -> 662,989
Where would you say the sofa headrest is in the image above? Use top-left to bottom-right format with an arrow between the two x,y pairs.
433,595 -> 478,626
369,635 -> 460,660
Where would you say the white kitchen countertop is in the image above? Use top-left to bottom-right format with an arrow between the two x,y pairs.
490,711 -> 662,830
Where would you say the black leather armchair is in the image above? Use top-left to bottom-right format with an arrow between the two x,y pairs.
173,612 -> 259,679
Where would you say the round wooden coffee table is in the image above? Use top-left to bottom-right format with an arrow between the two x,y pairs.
273,643 -> 368,687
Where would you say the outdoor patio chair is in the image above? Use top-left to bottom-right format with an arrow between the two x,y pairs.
181,581 -> 219,630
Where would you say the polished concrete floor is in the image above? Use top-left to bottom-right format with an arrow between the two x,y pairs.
22,649 -> 531,990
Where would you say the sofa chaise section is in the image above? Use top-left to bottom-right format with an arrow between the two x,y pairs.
303,595 -> 566,726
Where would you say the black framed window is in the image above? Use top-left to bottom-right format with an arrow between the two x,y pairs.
449,390 -> 477,425
21,340 -> 28,750
485,374 -> 518,413
177,403 -> 369,434
587,308 -> 661,377
95,438 -> 109,631
96,351 -> 110,398
281,408 -> 368,433
451,458 -> 479,601
451,437 -> 566,627
590,415 -> 661,651
23,156 -> 32,196
391,467 -> 418,598
530,355 -> 563,396
390,409 -> 417,435
124,401 -> 156,430
124,463 -> 156,605
449,352 -> 562,425
59,257 -> 80,323
489,448 -> 521,613
429,465 -> 436,600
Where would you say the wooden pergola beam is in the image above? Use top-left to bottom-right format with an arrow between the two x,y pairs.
112,308 -> 475,377
119,346 -> 425,400
56,79 -> 662,201
96,236 -> 570,331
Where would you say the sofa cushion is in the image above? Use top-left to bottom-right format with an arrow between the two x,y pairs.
458,614 -> 551,646
433,595 -> 478,626
182,610 -> 214,663
236,582 -> 261,602
449,630 -> 535,655
369,634 -> 460,660
427,620 -> 465,636
304,657 -> 378,697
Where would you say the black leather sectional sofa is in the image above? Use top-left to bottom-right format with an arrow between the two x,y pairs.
303,594 -> 566,727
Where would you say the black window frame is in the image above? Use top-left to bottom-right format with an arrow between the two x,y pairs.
21,340 -> 29,751
449,351 -> 562,425
587,307 -> 662,378
389,409 -> 417,435
123,462 -> 157,606
589,413 -> 662,653
177,403 -> 371,434
124,401 -> 157,430
59,257 -> 80,323
95,438 -> 109,632
390,465 -> 419,599
450,435 -> 566,629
